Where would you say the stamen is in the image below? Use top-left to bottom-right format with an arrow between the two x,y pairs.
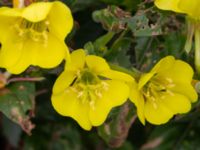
143,90 -> 158,109
101,81 -> 109,91
152,101 -> 158,109
14,18 -> 49,42
45,21 -> 50,26
89,100 -> 95,110
77,91 -> 84,98
95,89 -> 102,98
70,69 -> 112,110
166,90 -> 175,96
142,75 -> 176,108
71,87 -> 79,93
166,77 -> 173,83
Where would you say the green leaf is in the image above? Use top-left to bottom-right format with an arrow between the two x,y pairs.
92,6 -> 130,32
127,14 -> 162,37
164,32 -> 185,57
106,37 -> 132,68
0,82 -> 35,135
84,32 -> 115,56
84,42 -> 95,55
94,32 -> 115,49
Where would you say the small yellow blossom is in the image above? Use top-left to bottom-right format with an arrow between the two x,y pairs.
0,1 -> 73,74
130,56 -> 198,125
51,49 -> 135,130
155,0 -> 200,20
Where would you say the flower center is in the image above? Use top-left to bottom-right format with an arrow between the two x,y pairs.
13,18 -> 49,43
71,69 -> 109,109
79,70 -> 100,85
142,76 -> 175,109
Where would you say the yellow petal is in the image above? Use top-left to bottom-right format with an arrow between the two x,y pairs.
89,80 -> 129,126
170,83 -> 198,103
160,92 -> 191,114
154,0 -> 184,13
136,96 -> 145,125
138,72 -> 155,90
53,70 -> 77,94
158,59 -> 194,84
4,39 -> 35,74
153,58 -> 197,102
129,83 -> 145,124
178,0 -> 200,19
86,55 -> 110,74
0,7 -> 21,17
151,56 -> 175,73
32,33 -> 67,68
66,49 -> 86,70
144,98 -> 173,125
22,2 -> 53,22
100,69 -> 135,82
4,33 -> 67,74
0,16 -> 17,42
0,30 -> 26,71
139,56 -> 175,90
129,82 -> 139,107
156,59 -> 197,102
52,88 -> 92,130
48,1 -> 73,40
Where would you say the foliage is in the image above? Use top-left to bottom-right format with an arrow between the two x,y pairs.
0,0 -> 200,149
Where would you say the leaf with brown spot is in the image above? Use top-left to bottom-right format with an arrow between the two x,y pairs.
0,82 -> 35,135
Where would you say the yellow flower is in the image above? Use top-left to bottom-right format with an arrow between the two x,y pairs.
51,49 -> 134,130
130,56 -> 198,125
155,0 -> 200,20
0,1 -> 73,74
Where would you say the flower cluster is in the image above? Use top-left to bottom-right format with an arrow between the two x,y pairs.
52,49 -> 197,129
0,0 -> 198,130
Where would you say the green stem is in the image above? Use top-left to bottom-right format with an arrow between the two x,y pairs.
95,32 -> 115,49
109,63 -> 141,80
195,27 -> 200,75
105,29 -> 129,57
137,37 -> 153,69
111,29 -> 128,49
7,77 -> 45,84
185,17 -> 195,53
